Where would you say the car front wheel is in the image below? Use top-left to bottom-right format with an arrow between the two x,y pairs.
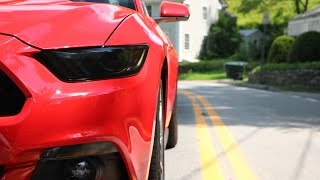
148,81 -> 165,180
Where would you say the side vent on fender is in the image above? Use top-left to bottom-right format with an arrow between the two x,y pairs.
0,70 -> 26,116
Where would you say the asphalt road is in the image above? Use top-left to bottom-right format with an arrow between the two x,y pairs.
165,81 -> 320,180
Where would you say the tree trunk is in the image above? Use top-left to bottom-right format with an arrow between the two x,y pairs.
295,0 -> 301,14
303,0 -> 309,13
296,0 -> 309,14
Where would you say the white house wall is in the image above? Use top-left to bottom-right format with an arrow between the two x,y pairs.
144,1 -> 180,60
144,0 -> 222,61
180,0 -> 221,61
288,16 -> 320,36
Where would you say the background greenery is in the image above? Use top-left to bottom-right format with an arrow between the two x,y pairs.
254,62 -> 320,72
179,60 -> 228,80
227,0 -> 320,28
288,31 -> 320,63
180,1 -> 320,82
198,11 -> 241,60
179,59 -> 255,80
179,59 -> 228,73
268,35 -> 295,63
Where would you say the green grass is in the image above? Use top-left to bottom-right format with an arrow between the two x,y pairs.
179,59 -> 227,80
179,58 -> 252,80
179,71 -> 227,80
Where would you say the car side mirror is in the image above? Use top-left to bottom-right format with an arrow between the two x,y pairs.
154,1 -> 190,23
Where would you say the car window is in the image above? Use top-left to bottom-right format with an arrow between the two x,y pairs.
71,0 -> 136,10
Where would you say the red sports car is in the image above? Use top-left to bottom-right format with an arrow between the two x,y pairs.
0,0 -> 189,179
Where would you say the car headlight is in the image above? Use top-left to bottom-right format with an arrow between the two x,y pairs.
34,45 -> 149,82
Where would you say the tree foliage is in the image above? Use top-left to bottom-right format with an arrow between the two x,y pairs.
238,0 -> 309,15
199,11 -> 241,60
294,0 -> 309,14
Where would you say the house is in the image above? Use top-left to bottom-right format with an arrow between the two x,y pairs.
144,0 -> 224,61
239,29 -> 263,49
288,6 -> 320,36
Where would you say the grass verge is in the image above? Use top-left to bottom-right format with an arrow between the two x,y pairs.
179,71 -> 227,80
178,58 -> 252,80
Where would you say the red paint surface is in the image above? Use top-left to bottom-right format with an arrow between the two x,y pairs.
160,1 -> 190,18
0,0 -> 187,179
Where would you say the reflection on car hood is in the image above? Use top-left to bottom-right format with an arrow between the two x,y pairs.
0,1 -> 133,49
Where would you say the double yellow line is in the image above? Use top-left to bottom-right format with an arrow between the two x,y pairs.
180,90 -> 257,180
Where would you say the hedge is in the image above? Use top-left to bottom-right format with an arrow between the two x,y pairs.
288,31 -> 320,63
179,60 -> 227,73
254,61 -> 320,72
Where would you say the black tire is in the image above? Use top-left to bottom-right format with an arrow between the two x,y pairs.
148,82 -> 165,180
166,98 -> 178,149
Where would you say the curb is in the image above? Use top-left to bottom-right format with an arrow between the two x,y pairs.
231,82 -> 320,101
232,82 -> 281,92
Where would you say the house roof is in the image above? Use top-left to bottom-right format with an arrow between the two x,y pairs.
292,6 -> 320,21
239,29 -> 261,37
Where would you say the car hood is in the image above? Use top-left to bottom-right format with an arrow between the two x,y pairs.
0,0 -> 133,49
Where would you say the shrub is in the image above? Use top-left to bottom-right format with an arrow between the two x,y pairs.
251,66 -> 261,73
288,31 -> 320,63
267,35 -> 295,63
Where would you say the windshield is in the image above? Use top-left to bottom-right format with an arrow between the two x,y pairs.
71,0 -> 135,10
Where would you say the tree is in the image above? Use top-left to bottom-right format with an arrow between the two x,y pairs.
295,0 -> 309,14
238,0 -> 309,15
199,11 -> 241,60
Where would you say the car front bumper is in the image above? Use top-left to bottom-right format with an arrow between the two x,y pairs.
0,36 -> 161,180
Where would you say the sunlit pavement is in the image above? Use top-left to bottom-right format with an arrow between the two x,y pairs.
165,81 -> 320,180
